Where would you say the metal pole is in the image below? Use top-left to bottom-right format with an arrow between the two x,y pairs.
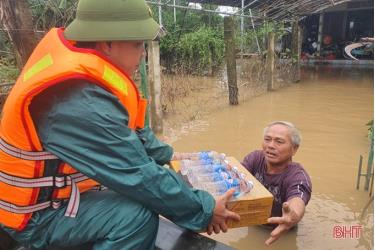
369,174 -> 373,196
234,0 -> 259,14
158,0 -> 162,26
357,155 -> 363,190
241,0 -> 244,59
249,9 -> 261,54
173,0 -> 176,24
266,32 -> 275,91
365,140 -> 374,191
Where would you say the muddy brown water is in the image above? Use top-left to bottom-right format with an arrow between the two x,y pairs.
165,65 -> 374,250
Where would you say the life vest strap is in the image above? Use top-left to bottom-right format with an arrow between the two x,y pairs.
0,172 -> 91,218
64,175 -> 79,217
0,171 -> 88,188
0,138 -> 59,161
0,199 -> 62,214
90,185 -> 108,191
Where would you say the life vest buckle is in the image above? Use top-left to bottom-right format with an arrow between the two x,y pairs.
51,199 -> 63,209
53,174 -> 68,188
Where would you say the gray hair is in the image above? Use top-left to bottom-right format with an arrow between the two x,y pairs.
263,121 -> 302,146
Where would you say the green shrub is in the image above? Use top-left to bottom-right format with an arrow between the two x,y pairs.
176,26 -> 224,74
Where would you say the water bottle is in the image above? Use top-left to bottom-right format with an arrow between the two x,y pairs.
230,178 -> 254,197
183,163 -> 227,176
201,180 -> 230,196
188,171 -> 224,184
203,178 -> 254,197
184,151 -> 226,161
206,151 -> 226,161
180,159 -> 213,175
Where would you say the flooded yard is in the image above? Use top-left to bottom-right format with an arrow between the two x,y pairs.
164,64 -> 374,250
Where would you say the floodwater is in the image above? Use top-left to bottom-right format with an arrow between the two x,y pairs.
166,64 -> 374,250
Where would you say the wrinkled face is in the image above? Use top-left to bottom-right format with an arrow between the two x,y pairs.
262,124 -> 298,167
98,41 -> 146,76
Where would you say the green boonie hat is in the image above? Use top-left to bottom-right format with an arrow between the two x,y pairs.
64,0 -> 161,41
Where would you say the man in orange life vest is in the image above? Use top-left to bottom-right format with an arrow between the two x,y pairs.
0,0 -> 240,249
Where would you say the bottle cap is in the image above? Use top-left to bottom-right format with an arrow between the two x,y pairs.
212,173 -> 223,182
247,180 -> 254,190
231,178 -> 239,186
213,164 -> 225,172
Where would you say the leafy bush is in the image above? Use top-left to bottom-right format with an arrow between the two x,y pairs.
29,0 -> 77,30
238,21 -> 289,54
154,2 -> 224,75
0,59 -> 19,83
175,26 -> 224,74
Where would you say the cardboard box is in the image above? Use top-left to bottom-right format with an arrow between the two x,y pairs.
170,156 -> 274,228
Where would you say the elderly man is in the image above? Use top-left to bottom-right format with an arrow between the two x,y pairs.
242,121 -> 312,245
0,0 -> 239,249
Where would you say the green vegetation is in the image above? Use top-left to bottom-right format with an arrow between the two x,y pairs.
0,32 -> 18,83
239,20 -> 289,56
153,2 -> 224,74
29,0 -> 76,30
0,0 -> 292,79
0,59 -> 19,84
161,26 -> 224,74
366,120 -> 374,140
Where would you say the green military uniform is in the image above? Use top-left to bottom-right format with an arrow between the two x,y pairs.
3,1 -> 216,248
4,81 -> 214,249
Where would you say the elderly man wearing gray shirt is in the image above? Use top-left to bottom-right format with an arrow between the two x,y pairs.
242,121 -> 312,246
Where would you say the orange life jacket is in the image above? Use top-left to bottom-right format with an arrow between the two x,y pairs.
0,28 -> 147,231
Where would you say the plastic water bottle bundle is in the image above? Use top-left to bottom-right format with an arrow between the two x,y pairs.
176,151 -> 226,162
202,178 -> 253,197
198,172 -> 254,197
179,151 -> 253,197
179,151 -> 226,175
180,161 -> 226,175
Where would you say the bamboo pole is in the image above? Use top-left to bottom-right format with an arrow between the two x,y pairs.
224,16 -> 238,105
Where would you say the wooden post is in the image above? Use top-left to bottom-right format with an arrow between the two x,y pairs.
0,0 -> 38,68
147,41 -> 163,134
266,32 -> 275,91
224,16 -> 238,105
291,21 -> 301,83
139,59 -> 149,126
317,13 -> 324,57
341,11 -> 348,41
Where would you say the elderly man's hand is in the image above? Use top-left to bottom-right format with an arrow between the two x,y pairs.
265,198 -> 305,245
206,189 -> 240,235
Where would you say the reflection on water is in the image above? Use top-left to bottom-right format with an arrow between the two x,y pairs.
166,65 -> 374,250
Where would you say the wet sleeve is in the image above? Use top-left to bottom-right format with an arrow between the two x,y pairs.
135,126 -> 173,165
34,83 -> 215,231
285,169 -> 312,205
